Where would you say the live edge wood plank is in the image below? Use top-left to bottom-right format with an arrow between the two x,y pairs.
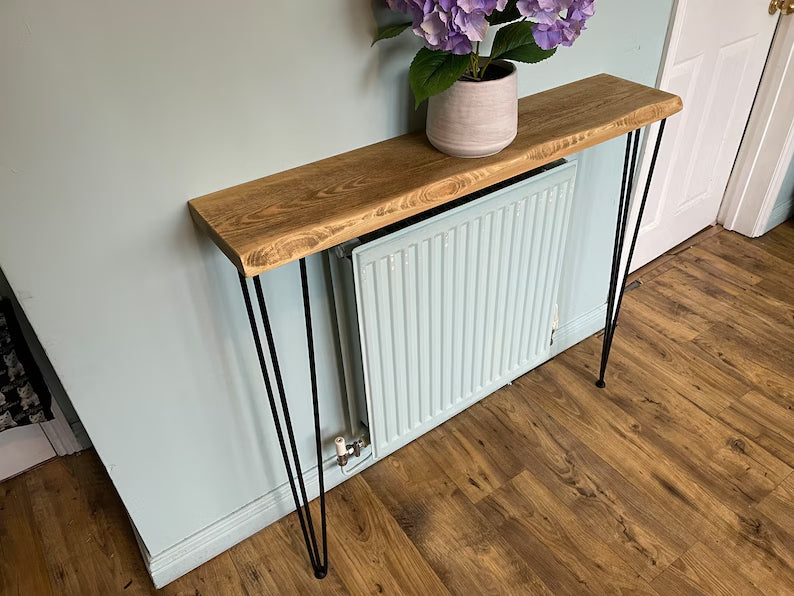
188,73 -> 682,277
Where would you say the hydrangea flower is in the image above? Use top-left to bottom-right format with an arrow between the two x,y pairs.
517,0 -> 597,50
387,0 -> 595,53
458,0 -> 509,13
378,0 -> 597,105
568,0 -> 596,21
388,0 -> 508,55
516,0 -> 573,25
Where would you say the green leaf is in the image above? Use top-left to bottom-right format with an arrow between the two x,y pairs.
487,0 -> 522,25
490,21 -> 557,63
371,22 -> 412,46
409,48 -> 471,108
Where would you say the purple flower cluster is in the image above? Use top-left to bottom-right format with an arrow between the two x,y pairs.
388,0 -> 508,55
516,0 -> 596,50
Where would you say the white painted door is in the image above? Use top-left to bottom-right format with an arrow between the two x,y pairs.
631,0 -> 780,270
720,15 -> 794,236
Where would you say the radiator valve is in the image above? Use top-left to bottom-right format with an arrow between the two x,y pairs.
335,436 -> 369,467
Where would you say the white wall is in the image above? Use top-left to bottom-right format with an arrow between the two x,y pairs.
0,0 -> 673,563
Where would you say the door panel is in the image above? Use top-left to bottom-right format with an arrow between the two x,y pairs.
632,0 -> 779,270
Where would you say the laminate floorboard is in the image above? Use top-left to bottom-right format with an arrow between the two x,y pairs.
1,225 -> 792,595
0,474 -> 52,596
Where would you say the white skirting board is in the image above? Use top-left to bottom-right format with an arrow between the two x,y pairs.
142,302 -> 607,588
549,303 -> 607,359
142,453 -> 372,588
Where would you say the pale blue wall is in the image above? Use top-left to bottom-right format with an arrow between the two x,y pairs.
765,157 -> 794,232
0,0 -> 673,558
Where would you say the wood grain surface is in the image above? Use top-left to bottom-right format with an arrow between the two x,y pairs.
188,74 -> 682,277
2,224 -> 792,595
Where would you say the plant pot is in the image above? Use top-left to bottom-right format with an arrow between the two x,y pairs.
426,60 -> 518,158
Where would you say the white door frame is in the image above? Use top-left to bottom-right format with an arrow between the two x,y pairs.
41,398 -> 83,456
719,16 -> 794,236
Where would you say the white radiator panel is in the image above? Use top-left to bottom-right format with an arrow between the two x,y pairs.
352,162 -> 577,459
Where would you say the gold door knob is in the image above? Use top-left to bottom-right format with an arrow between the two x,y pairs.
770,0 -> 794,15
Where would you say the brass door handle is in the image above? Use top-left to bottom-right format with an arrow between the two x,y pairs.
770,0 -> 794,15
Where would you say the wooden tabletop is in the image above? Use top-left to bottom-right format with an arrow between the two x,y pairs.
188,73 -> 682,277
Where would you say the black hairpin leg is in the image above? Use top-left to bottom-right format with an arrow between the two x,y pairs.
238,258 -> 328,579
597,119 -> 667,388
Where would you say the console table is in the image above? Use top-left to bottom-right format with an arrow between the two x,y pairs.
188,73 -> 682,579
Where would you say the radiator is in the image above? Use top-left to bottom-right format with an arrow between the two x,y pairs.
333,161 -> 577,460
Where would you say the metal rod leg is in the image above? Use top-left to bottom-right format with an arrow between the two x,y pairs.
597,119 -> 667,388
596,132 -> 636,388
238,258 -> 328,579
299,258 -> 328,577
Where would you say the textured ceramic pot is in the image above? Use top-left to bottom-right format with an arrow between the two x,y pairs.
426,60 -> 518,158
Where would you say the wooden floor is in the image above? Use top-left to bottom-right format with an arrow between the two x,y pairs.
2,223 -> 793,595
